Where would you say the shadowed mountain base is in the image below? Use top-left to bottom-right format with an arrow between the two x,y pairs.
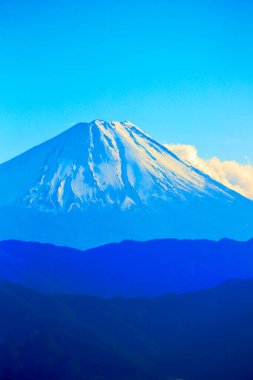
1,279 -> 253,380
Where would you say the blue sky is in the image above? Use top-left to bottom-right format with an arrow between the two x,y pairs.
0,0 -> 253,164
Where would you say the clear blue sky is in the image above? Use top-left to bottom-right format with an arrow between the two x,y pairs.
1,0 -> 253,164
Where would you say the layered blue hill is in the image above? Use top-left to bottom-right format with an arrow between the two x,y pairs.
1,278 -> 253,380
1,238 -> 253,296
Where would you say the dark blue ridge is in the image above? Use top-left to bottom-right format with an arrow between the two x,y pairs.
1,238 -> 253,297
1,278 -> 253,380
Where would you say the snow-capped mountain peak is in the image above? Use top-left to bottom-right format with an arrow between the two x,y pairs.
0,119 -> 252,249
0,120 -> 232,212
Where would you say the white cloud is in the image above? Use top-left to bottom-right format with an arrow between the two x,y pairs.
165,144 -> 253,200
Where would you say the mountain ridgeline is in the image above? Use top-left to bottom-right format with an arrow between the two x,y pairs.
1,238 -> 253,297
0,120 -> 252,249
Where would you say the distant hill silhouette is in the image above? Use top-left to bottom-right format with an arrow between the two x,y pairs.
1,278 -> 253,380
1,238 -> 253,296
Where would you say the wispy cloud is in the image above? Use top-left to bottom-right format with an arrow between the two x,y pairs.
165,144 -> 253,200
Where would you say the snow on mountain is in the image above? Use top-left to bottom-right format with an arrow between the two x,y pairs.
0,120 -> 252,249
0,120 -> 232,210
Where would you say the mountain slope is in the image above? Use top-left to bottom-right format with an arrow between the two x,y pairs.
1,279 -> 253,380
0,120 -> 252,249
1,238 -> 253,296
0,120 -> 234,210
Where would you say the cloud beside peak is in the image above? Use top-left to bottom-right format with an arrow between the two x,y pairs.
165,144 -> 253,200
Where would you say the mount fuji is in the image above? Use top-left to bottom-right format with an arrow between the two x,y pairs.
0,119 -> 252,249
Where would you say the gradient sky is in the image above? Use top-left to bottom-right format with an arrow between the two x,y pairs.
1,0 -> 253,164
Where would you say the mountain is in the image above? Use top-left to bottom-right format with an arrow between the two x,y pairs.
1,278 -> 253,380
0,120 -> 252,249
1,238 -> 253,296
